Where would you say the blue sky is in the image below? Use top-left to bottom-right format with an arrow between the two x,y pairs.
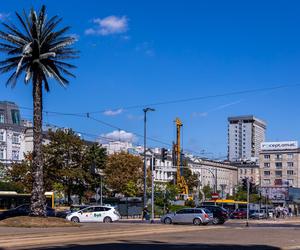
1,0 -> 300,159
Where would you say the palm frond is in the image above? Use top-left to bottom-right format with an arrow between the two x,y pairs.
56,65 -> 76,78
2,22 -> 29,42
0,5 -> 78,90
15,11 -> 31,39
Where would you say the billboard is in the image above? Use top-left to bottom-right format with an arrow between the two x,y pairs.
260,187 -> 288,201
261,141 -> 298,151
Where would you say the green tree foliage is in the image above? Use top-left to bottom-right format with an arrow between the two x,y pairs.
154,183 -> 179,207
3,130 -> 107,204
104,152 -> 143,197
85,143 -> 107,190
182,167 -> 199,193
43,129 -> 92,203
201,185 -> 213,200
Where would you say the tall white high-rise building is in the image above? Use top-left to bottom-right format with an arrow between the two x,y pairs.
228,115 -> 266,162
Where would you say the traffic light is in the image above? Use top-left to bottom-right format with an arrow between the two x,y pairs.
152,157 -> 156,171
161,148 -> 168,162
242,178 -> 247,191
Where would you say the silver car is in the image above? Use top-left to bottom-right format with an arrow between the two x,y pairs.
161,208 -> 213,225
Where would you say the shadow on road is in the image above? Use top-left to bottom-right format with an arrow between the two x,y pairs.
33,242 -> 281,250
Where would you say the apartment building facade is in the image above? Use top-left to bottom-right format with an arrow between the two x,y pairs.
228,115 -> 266,162
259,141 -> 300,188
0,101 -> 26,165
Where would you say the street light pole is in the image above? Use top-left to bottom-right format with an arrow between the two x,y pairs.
151,154 -> 155,223
246,178 -> 250,227
143,107 -> 155,208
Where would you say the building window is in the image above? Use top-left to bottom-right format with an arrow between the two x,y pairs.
11,109 -> 20,125
275,171 -> 282,177
263,179 -> 270,185
240,169 -> 242,174
287,154 -> 294,160
274,179 -> 282,186
12,134 -> 19,144
287,162 -> 294,167
276,154 -> 282,160
264,163 -> 270,168
12,150 -> 19,161
244,169 -> 247,174
0,149 -> 4,159
0,132 -> 4,141
251,169 -> 254,174
287,179 -> 294,186
275,162 -> 282,169
287,170 -> 294,176
0,114 -> 4,124
264,155 -> 270,160
264,171 -> 270,176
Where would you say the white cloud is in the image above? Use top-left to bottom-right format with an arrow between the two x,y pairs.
101,130 -> 136,143
103,108 -> 123,116
85,16 -> 128,36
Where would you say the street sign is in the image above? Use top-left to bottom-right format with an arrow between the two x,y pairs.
211,193 -> 219,199
95,194 -> 100,201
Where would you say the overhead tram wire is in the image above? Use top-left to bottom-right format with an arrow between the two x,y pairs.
18,83 -> 300,117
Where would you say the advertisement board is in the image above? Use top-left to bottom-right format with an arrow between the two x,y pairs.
261,141 -> 298,151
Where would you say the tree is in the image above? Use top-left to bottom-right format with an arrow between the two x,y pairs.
182,167 -> 199,193
0,6 -> 78,216
85,143 -> 107,190
104,152 -> 143,197
201,185 -> 213,200
2,153 -> 54,193
43,129 -> 90,204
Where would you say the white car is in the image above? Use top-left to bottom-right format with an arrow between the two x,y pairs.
66,205 -> 120,223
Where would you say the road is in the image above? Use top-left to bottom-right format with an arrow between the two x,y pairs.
1,219 -> 300,250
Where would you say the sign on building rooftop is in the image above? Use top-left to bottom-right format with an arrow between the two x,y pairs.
261,141 -> 298,150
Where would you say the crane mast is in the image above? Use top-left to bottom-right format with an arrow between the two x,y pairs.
174,118 -> 189,196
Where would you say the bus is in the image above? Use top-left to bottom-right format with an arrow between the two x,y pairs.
0,191 -> 54,210
201,199 -> 247,212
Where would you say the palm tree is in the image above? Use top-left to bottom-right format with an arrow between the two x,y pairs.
0,6 -> 78,216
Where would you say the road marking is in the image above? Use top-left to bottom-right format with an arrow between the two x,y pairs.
0,225 -> 225,249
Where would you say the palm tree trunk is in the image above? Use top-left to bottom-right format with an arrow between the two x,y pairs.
30,75 -> 46,216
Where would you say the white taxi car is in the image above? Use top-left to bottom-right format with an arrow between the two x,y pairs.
66,205 -> 120,223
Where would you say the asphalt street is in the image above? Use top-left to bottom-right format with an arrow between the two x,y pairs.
1,219 -> 300,250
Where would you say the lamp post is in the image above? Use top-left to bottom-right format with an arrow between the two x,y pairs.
143,107 -> 155,207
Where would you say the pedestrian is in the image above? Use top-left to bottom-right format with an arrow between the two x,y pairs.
288,207 -> 292,217
166,207 -> 170,214
142,206 -> 150,221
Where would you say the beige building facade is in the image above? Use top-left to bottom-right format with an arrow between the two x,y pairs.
259,141 -> 300,188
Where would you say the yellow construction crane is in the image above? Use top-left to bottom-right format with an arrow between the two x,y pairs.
174,118 -> 189,196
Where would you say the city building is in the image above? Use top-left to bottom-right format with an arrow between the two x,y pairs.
0,101 -> 26,165
230,161 -> 260,185
228,115 -> 266,162
148,153 -> 238,196
259,141 -> 300,204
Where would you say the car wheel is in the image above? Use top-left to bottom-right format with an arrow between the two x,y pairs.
212,217 -> 220,225
71,216 -> 80,223
164,217 -> 172,224
103,216 -> 112,223
193,218 -> 202,225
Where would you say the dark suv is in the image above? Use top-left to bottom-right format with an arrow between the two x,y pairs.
197,205 -> 228,224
